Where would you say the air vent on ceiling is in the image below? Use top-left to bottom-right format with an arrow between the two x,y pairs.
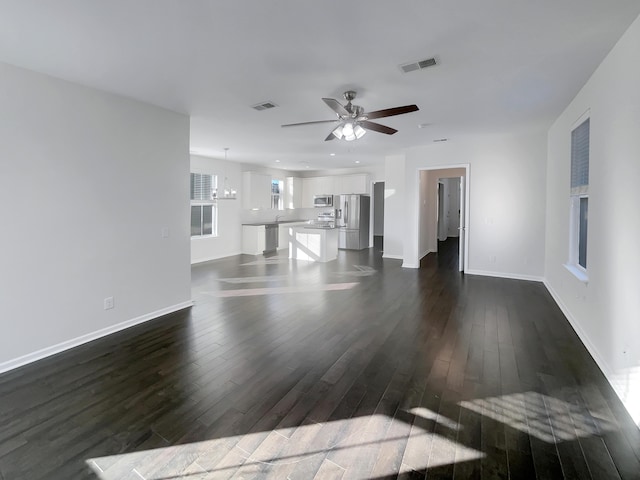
400,57 -> 437,74
251,101 -> 277,111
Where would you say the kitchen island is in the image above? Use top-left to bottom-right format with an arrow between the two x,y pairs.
241,220 -> 308,255
289,225 -> 338,262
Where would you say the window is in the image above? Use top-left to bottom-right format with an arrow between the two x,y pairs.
190,173 -> 217,237
568,117 -> 589,278
271,178 -> 283,210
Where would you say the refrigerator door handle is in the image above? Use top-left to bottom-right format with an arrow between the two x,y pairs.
345,201 -> 348,224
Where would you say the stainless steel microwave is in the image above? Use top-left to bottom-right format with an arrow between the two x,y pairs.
313,194 -> 333,207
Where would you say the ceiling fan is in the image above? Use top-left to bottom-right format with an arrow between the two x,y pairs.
281,91 -> 419,141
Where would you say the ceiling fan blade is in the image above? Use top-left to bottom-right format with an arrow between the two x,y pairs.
322,98 -> 349,116
281,119 -> 339,127
365,104 -> 419,120
324,132 -> 337,141
360,120 -> 398,135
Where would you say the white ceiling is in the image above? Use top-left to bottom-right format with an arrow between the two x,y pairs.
1,1 -> 639,171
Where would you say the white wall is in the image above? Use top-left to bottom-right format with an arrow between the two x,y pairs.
385,131 -> 547,278
382,155 -> 406,259
0,62 -> 191,370
373,182 -> 385,236
545,14 -> 640,425
190,154 -> 243,263
446,177 -> 461,238
418,171 -> 430,258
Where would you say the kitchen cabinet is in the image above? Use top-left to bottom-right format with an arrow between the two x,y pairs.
298,173 -> 371,207
335,174 -> 370,194
284,176 -> 303,209
241,225 -> 266,255
278,221 -> 308,250
301,176 -> 336,207
289,226 -> 339,262
301,177 -> 319,208
242,172 -> 271,209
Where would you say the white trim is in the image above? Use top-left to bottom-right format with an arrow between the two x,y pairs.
402,262 -> 420,269
464,269 -> 544,282
382,254 -> 404,260
545,281 -> 640,427
191,251 -> 242,265
420,249 -> 436,260
571,108 -> 591,131
543,280 -> 611,377
412,163 -> 470,274
0,301 -> 194,375
563,263 -> 589,283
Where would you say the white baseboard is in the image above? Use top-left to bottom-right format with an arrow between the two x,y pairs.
382,254 -> 403,260
191,251 -> 242,264
420,249 -> 436,260
0,300 -> 194,375
464,269 -> 544,282
543,281 -> 612,377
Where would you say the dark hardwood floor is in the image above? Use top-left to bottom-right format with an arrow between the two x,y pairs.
1,238 -> 639,479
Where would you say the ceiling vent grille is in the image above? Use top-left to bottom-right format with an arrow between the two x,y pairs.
400,57 -> 437,73
252,101 -> 277,111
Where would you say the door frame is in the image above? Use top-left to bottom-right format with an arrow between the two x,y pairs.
414,164 -> 470,272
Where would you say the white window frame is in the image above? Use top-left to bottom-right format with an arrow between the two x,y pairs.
190,173 -> 218,238
565,112 -> 589,283
271,178 -> 284,210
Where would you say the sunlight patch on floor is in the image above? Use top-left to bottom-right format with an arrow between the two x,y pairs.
205,283 -> 359,297
459,391 -> 617,443
87,414 -> 484,479
217,275 -> 291,284
609,365 -> 640,427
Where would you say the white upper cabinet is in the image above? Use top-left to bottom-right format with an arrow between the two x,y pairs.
242,172 -> 271,209
335,174 -> 370,194
284,176 -> 303,209
298,173 -> 372,208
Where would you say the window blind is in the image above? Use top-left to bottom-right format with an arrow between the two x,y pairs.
571,119 -> 589,194
191,173 -> 214,201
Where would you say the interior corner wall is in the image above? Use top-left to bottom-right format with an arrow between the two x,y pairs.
545,13 -> 640,426
400,131 -> 547,279
190,155 -> 243,263
418,171 -> 430,258
382,154 -> 406,259
0,62 -> 191,370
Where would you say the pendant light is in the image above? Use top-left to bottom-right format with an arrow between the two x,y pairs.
220,148 -> 237,199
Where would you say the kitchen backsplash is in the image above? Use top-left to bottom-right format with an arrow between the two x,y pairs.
240,207 -> 334,224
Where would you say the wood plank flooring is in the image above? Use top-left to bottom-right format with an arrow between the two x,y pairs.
0,238 -> 639,479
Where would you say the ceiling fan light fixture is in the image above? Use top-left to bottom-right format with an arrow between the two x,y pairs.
343,122 -> 356,141
331,124 -> 344,139
354,124 -> 366,139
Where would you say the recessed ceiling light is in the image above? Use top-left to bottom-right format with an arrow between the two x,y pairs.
355,160 -> 360,164
329,153 -> 336,157
275,159 -> 281,163
418,123 -> 431,129
305,165 -> 310,169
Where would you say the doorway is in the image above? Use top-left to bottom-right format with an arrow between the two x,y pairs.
373,181 -> 385,251
417,167 -> 468,272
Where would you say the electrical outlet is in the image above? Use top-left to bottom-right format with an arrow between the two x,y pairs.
104,296 -> 114,310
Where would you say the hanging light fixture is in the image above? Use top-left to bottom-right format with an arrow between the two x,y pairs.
220,148 -> 237,199
336,121 -> 367,142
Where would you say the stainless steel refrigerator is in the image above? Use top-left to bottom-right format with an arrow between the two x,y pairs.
334,194 -> 370,250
